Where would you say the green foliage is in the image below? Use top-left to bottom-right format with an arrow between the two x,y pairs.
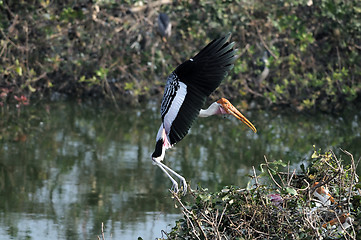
0,0 -> 360,110
60,7 -> 84,22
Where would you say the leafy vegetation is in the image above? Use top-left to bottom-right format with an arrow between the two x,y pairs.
1,0 -> 360,110
159,148 -> 360,239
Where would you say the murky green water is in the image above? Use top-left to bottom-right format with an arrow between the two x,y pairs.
0,100 -> 360,239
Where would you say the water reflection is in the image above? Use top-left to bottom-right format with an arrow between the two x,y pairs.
0,100 -> 360,239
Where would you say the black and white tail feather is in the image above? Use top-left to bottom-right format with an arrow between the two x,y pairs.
152,33 -> 238,194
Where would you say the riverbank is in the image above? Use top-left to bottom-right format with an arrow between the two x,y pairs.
1,0 -> 361,112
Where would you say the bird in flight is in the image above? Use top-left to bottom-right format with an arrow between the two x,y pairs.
152,33 -> 257,194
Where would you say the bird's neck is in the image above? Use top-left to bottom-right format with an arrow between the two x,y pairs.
199,102 -> 221,118
152,126 -> 171,162
152,139 -> 165,162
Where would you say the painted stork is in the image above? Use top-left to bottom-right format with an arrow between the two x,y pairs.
152,33 -> 257,194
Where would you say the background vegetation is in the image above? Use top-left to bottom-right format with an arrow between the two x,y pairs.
1,0 -> 361,111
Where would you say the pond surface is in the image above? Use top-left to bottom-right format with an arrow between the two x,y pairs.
0,99 -> 360,239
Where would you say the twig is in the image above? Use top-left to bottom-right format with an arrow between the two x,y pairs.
97,222 -> 106,240
286,161 -> 297,186
103,77 -> 120,111
252,166 -> 259,186
0,28 -> 28,51
299,179 -> 310,192
263,155 -> 283,189
217,204 -> 227,231
200,211 -> 220,239
181,207 -> 200,239
334,213 -> 355,240
255,25 -> 278,60
303,209 -> 322,238
340,149 -> 357,214
172,191 -> 207,240
244,222 -> 271,237
287,169 -> 296,187
161,230 -> 170,239
129,0 -> 172,13
355,156 -> 361,169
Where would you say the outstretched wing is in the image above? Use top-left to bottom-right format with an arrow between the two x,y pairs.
160,33 -> 238,145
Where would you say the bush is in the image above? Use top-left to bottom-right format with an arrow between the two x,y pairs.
0,0 -> 360,110
160,148 -> 360,239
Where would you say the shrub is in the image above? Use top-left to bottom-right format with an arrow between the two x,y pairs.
1,0 -> 360,110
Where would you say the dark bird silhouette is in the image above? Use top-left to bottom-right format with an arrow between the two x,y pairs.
157,13 -> 171,40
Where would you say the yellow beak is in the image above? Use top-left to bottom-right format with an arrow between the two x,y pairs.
217,98 -> 257,133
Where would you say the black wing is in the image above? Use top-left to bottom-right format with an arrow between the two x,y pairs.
164,33 -> 238,145
160,73 -> 180,118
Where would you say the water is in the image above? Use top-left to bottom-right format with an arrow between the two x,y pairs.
0,100 -> 360,239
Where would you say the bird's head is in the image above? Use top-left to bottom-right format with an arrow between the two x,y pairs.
216,98 -> 257,133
